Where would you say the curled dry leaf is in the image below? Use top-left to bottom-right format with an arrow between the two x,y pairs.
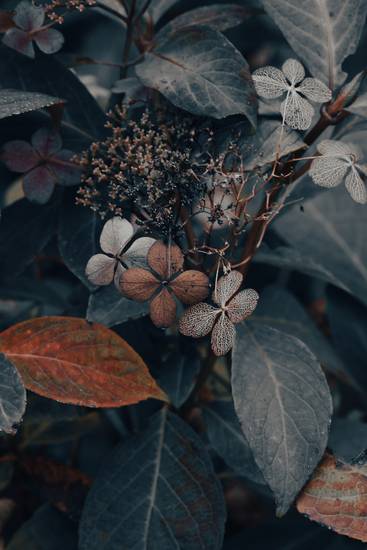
179,270 -> 259,356
0,317 -> 167,407
297,452 -> 367,542
120,241 -> 209,328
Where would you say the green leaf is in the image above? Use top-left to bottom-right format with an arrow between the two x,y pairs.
261,0 -> 367,89
0,89 -> 64,120
273,185 -> 367,306
136,26 -> 257,124
87,285 -> 149,327
232,323 -> 332,515
0,353 -> 26,434
203,400 -> 264,484
79,408 -> 226,549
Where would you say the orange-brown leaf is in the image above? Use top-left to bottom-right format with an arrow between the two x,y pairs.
297,453 -> 367,542
0,316 -> 166,407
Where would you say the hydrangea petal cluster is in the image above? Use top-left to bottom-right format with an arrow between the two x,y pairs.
119,241 -> 209,328
86,217 -> 155,287
310,140 -> 367,204
179,270 -> 259,356
252,59 -> 332,130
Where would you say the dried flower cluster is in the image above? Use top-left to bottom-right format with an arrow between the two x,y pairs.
44,0 -> 96,24
76,106 -> 208,234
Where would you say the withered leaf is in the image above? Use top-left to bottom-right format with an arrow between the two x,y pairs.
297,453 -> 367,542
0,317 -> 166,407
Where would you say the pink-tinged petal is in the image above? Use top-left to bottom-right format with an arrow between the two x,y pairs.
252,66 -> 288,99
23,165 -> 56,204
282,59 -> 305,86
48,150 -> 82,186
170,270 -> 209,305
212,270 -> 243,307
85,254 -> 116,286
100,217 -> 134,255
2,28 -> 34,58
122,237 -> 155,268
119,268 -> 160,301
281,92 -> 314,130
31,127 -> 62,157
150,288 -> 176,328
297,78 -> 332,103
147,240 -> 184,279
345,168 -> 367,204
309,157 -> 348,188
34,28 -> 64,55
179,303 -> 219,338
0,140 -> 39,172
211,312 -> 235,356
13,1 -> 44,31
227,288 -> 259,323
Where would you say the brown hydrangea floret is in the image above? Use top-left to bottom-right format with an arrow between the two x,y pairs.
179,270 -> 258,356
119,241 -> 209,328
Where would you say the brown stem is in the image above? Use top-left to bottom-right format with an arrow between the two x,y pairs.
238,106 -> 350,277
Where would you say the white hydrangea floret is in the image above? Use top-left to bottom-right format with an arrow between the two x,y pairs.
252,59 -> 332,131
310,140 -> 367,204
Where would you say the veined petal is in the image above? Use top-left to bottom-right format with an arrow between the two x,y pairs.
147,240 -> 184,279
179,303 -> 219,338
211,313 -> 236,356
170,270 -> 209,305
85,254 -> 116,286
100,217 -> 133,256
281,92 -> 314,130
31,127 -> 62,157
23,166 -> 56,204
212,270 -> 243,307
309,157 -> 348,188
345,167 -> 367,204
123,236 -> 155,268
317,140 -> 354,157
252,66 -> 288,99
297,77 -> 332,103
282,58 -> 305,86
2,28 -> 34,58
0,140 -> 39,172
150,288 -> 176,328
119,267 -> 159,301
227,288 -> 259,324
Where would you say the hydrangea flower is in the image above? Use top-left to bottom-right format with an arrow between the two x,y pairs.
2,1 -> 64,59
0,127 -> 81,204
309,140 -> 367,204
252,59 -> 332,130
86,217 -> 156,287
179,270 -> 259,356
119,241 -> 209,328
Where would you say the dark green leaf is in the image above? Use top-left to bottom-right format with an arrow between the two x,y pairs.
79,408 -> 226,549
273,186 -> 367,306
136,26 -> 257,124
203,400 -> 264,484
329,418 -> 367,462
0,354 -> 25,434
87,285 -> 149,327
232,324 -> 332,515
0,89 -> 64,120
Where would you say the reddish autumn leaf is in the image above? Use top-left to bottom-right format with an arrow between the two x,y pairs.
0,317 -> 167,407
297,452 -> 367,543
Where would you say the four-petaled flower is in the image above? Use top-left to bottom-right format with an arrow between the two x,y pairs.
179,270 -> 259,356
309,140 -> 367,204
0,127 -> 81,204
119,241 -> 209,328
2,1 -> 64,59
86,217 -> 156,286
252,58 -> 332,130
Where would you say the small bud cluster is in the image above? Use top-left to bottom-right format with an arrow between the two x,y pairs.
76,105 -> 208,234
44,0 -> 96,23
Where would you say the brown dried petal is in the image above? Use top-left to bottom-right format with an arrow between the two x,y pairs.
179,303 -> 219,338
227,288 -> 259,324
213,270 -> 243,307
170,270 -> 209,305
147,240 -> 184,280
119,268 -> 159,301
211,312 -> 236,356
150,288 -> 176,328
